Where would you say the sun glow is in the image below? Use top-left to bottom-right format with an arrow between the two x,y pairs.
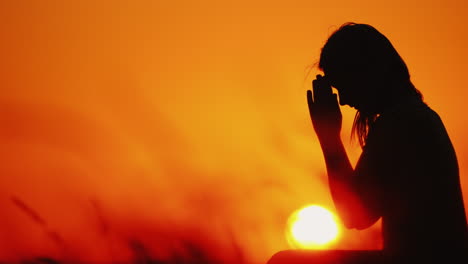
286,205 -> 340,249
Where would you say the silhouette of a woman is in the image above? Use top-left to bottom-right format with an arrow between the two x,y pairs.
269,23 -> 468,263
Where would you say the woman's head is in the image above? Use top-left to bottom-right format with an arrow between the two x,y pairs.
318,22 -> 422,146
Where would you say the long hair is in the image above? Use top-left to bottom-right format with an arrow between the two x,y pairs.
318,22 -> 422,147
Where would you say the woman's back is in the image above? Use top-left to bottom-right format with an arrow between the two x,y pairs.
363,98 -> 468,257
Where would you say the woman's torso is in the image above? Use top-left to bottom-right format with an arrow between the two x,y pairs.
361,98 -> 468,257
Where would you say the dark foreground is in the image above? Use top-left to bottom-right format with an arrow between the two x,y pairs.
267,249 -> 468,264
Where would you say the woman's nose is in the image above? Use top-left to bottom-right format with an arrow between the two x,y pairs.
338,95 -> 347,106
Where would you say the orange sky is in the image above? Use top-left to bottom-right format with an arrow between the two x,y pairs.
1,1 -> 467,263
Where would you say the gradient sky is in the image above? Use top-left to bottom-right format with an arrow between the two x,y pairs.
1,1 -> 467,263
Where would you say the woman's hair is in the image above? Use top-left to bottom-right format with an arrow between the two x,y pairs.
318,22 -> 422,147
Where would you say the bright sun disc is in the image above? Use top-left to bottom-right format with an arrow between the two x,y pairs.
286,205 -> 340,249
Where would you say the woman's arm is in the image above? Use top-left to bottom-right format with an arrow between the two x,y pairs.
319,131 -> 381,229
307,75 -> 382,229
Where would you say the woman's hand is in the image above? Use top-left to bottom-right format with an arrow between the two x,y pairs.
307,74 -> 342,142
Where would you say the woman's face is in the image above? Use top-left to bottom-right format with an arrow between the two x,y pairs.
326,69 -> 375,113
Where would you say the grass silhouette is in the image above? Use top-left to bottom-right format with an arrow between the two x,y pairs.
9,196 -> 248,264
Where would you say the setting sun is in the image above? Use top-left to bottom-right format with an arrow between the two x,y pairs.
286,205 -> 340,249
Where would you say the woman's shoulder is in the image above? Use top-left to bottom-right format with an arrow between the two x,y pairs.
376,98 -> 440,129
368,98 -> 447,147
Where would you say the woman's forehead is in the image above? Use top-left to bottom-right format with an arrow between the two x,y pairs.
324,69 -> 355,79
323,70 -> 341,82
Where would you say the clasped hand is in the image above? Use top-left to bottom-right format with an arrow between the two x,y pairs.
307,74 -> 342,141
